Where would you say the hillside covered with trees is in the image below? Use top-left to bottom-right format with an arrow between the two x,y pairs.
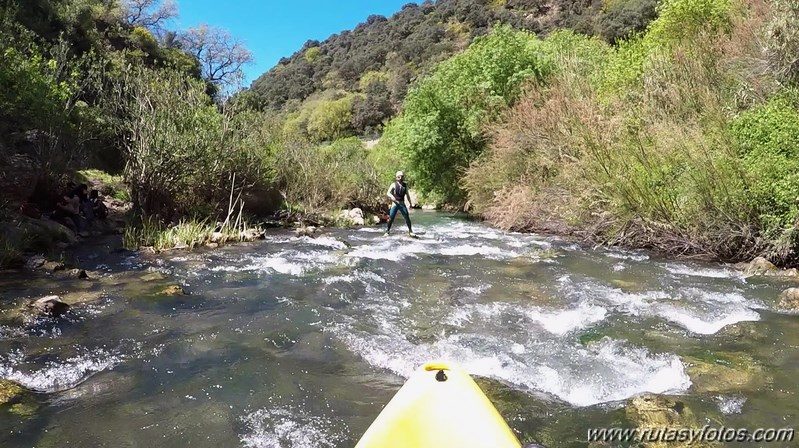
247,0 -> 659,140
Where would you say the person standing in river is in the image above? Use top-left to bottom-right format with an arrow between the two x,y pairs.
384,171 -> 416,237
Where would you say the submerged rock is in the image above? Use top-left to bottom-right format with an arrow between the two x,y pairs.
717,321 -> 768,342
0,380 -> 24,406
625,394 -> 711,448
683,351 -> 769,394
0,380 -> 37,417
778,288 -> 799,310
60,290 -> 105,306
161,285 -> 187,296
29,295 -> 70,318
140,272 -> 166,282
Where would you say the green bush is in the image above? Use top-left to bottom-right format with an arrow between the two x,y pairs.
382,25 -> 552,204
111,66 -> 274,217
598,0 -> 735,97
307,95 -> 356,142
273,137 -> 382,213
731,90 -> 799,233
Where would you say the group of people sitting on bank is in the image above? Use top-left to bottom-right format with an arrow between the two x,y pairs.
51,182 -> 108,234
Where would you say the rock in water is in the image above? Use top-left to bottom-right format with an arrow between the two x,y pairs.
0,380 -> 24,406
683,351 -> 769,394
41,261 -> 66,272
744,256 -> 777,276
29,295 -> 70,318
161,285 -> 187,296
626,394 -> 712,448
778,288 -> 799,310
25,256 -> 46,269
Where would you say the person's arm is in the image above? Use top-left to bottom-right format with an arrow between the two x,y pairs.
386,184 -> 396,203
404,187 -> 413,208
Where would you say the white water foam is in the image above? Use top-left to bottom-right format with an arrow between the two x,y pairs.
604,250 -> 650,261
583,284 -> 762,335
526,304 -> 608,336
663,264 -> 744,280
653,304 -> 760,335
240,405 -> 347,448
0,348 -> 123,392
331,324 -> 690,407
297,236 -> 349,250
211,250 -> 350,277
716,395 -> 746,414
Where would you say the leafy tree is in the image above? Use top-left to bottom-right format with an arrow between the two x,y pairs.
382,25 -> 552,203
307,95 -> 356,142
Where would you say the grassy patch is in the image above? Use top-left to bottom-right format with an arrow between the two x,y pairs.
123,198 -> 262,251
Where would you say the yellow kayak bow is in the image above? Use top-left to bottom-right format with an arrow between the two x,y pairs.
355,361 -> 522,448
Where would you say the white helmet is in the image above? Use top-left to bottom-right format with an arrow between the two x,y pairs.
396,171 -> 404,178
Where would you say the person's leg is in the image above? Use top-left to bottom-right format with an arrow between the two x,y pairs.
398,204 -> 412,233
81,200 -> 95,228
386,203 -> 399,233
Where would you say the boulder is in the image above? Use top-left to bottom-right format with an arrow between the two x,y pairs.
29,295 -> 70,318
778,288 -> 799,310
41,261 -> 65,272
294,226 -> 319,237
28,217 -> 78,245
348,207 -> 364,219
25,256 -> 46,269
161,285 -> 187,296
210,232 -> 224,243
683,351 -> 769,394
239,228 -> 265,241
348,208 -> 365,226
338,208 -> 366,226
0,380 -> 24,406
0,154 -> 38,206
744,257 -> 777,276
624,394 -> 713,448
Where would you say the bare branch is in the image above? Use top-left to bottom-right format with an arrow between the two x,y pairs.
123,0 -> 178,31
180,24 -> 253,91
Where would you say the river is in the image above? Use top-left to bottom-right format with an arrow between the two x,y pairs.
1,212 -> 797,447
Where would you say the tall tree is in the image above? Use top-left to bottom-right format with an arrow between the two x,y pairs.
180,24 -> 254,91
123,0 -> 178,32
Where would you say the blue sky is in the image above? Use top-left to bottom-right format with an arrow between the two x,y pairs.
176,0 -> 412,86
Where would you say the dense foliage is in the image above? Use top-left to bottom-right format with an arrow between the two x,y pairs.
458,0 -> 799,263
248,0 -> 662,139
380,26 -> 552,203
